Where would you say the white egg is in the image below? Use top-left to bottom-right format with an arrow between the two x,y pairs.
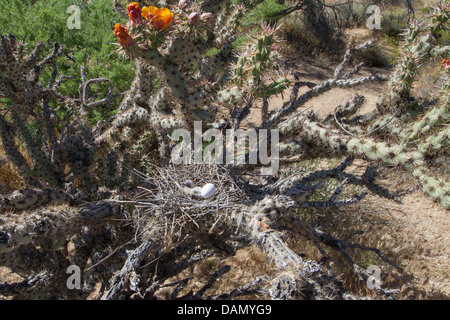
201,183 -> 216,199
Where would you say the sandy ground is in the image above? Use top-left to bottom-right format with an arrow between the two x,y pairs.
376,192 -> 450,299
243,65 -> 389,128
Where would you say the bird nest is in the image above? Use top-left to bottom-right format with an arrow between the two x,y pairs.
120,163 -> 250,238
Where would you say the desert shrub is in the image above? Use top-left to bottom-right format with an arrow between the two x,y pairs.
238,0 -> 287,25
0,0 -> 135,114
276,1 -> 343,53
272,0 -> 419,54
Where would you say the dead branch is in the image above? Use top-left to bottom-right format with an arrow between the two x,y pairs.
102,240 -> 156,300
0,271 -> 52,297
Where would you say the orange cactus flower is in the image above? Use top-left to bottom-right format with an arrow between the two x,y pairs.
114,24 -> 134,48
443,58 -> 450,71
142,6 -> 173,31
127,2 -> 143,26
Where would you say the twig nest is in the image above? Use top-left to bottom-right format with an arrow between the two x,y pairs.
190,187 -> 202,197
262,197 -> 275,211
183,180 -> 195,188
201,183 -> 216,199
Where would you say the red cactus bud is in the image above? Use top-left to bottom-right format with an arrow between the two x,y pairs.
114,24 -> 134,48
127,2 -> 143,26
201,12 -> 213,24
443,58 -> 450,71
188,12 -> 201,25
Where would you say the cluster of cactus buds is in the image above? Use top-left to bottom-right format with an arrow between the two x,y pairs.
104,0 -> 291,165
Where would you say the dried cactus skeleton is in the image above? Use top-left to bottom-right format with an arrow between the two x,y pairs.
0,160 -> 402,300
0,0 -> 449,300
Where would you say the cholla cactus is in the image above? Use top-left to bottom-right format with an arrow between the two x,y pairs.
229,23 -> 291,99
279,65 -> 449,208
271,2 -> 449,209
0,0 -> 448,301
100,0 -> 290,164
280,109 -> 450,208
400,96 -> 449,144
429,0 -> 450,35
379,3 -> 449,112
